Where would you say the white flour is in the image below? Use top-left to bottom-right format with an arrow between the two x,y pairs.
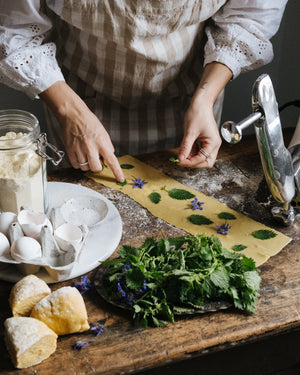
0,132 -> 45,213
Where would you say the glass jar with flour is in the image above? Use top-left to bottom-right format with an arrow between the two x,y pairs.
0,110 -> 64,214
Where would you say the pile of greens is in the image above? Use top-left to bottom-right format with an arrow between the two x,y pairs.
101,234 -> 261,327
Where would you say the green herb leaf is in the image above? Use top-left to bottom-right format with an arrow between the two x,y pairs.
188,215 -> 213,225
232,244 -> 247,252
125,268 -> 145,290
168,188 -> 195,200
218,212 -> 237,220
252,229 -> 277,240
117,179 -> 127,186
169,156 -> 179,163
121,164 -> 134,169
148,192 -> 161,204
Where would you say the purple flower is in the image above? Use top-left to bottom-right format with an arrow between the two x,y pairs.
190,198 -> 204,211
73,340 -> 88,350
90,323 -> 106,337
74,275 -> 91,294
132,177 -> 148,189
216,222 -> 232,235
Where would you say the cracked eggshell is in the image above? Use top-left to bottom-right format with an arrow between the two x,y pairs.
0,212 -> 17,236
11,237 -> 42,263
0,232 -> 10,256
60,196 -> 108,227
17,209 -> 53,239
54,223 -> 83,252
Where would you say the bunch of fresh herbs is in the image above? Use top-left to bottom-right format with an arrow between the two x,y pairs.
101,234 -> 261,327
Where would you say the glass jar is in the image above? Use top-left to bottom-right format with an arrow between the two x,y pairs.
0,109 -> 64,214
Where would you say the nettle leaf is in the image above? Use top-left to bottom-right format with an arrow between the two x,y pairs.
120,163 -> 134,169
117,179 -> 127,186
210,266 -> 230,290
169,156 -> 179,163
252,229 -> 277,240
168,188 -> 195,200
148,192 -> 161,204
125,268 -> 145,290
218,212 -> 237,220
244,271 -> 261,291
232,244 -> 247,252
188,215 -> 213,225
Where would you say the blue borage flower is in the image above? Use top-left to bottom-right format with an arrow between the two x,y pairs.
132,176 -> 148,189
90,323 -> 106,337
216,222 -> 232,235
74,275 -> 91,294
72,323 -> 106,349
73,340 -> 88,350
118,276 -> 147,307
190,198 -> 204,211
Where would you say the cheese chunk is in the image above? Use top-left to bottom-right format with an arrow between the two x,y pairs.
4,317 -> 57,369
30,286 -> 89,335
9,274 -> 51,317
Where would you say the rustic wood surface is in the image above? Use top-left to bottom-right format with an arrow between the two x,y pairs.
0,131 -> 299,375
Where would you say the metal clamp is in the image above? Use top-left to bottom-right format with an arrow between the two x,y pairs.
35,133 -> 65,166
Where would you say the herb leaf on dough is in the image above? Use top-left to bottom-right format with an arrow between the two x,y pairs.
218,212 -> 237,220
252,229 -> 277,240
148,192 -> 161,204
121,164 -> 134,170
168,188 -> 195,200
188,215 -> 213,225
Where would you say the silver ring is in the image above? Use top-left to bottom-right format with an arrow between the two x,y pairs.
78,161 -> 89,166
199,148 -> 210,159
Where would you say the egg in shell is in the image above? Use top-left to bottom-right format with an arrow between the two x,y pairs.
10,237 -> 42,262
0,232 -> 10,256
17,209 -> 53,239
0,212 -> 17,236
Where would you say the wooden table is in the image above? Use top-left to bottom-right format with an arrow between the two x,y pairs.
0,132 -> 299,375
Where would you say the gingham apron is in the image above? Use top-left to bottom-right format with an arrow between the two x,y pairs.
44,0 -> 225,164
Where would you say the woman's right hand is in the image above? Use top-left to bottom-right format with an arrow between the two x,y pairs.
40,81 -> 125,182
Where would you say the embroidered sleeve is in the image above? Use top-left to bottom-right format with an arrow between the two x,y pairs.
204,0 -> 288,78
0,0 -> 65,99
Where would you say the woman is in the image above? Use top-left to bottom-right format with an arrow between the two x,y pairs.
0,0 -> 288,182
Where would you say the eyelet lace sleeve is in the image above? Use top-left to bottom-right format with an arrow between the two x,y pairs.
204,0 -> 288,78
0,0 -> 64,99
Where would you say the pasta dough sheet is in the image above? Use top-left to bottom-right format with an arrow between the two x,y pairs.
87,155 -> 291,267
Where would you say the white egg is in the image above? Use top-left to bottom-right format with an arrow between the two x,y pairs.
17,209 -> 53,238
54,223 -> 82,251
11,237 -> 42,262
0,232 -> 10,256
0,212 -> 17,236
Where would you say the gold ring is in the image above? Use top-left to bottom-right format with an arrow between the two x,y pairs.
199,148 -> 210,159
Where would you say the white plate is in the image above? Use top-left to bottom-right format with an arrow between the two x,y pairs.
0,182 -> 122,284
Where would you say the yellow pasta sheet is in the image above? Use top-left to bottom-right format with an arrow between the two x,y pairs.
87,155 -> 291,267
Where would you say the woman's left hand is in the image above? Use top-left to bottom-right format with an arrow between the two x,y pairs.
177,62 -> 232,168
177,99 -> 222,168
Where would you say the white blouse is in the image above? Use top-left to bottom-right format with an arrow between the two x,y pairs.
0,0 -> 288,99
0,0 -> 288,156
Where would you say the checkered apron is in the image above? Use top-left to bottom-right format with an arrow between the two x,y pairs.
44,0 -> 225,161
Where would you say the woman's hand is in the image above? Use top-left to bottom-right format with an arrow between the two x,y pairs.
178,99 -> 221,168
178,62 -> 233,169
40,81 -> 125,182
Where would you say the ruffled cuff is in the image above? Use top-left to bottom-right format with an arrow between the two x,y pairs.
204,24 -> 274,80
0,42 -> 65,99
